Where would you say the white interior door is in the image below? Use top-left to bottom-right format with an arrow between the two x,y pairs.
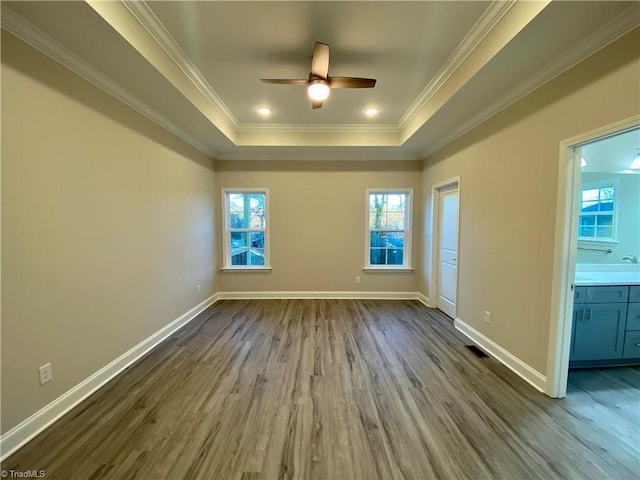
437,187 -> 459,318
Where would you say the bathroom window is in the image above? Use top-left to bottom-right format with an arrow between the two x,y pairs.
222,189 -> 270,269
579,180 -> 618,242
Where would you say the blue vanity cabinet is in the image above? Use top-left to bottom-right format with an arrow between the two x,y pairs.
577,303 -> 627,361
585,285 -> 629,303
570,285 -> 629,365
623,297 -> 640,359
570,287 -> 586,362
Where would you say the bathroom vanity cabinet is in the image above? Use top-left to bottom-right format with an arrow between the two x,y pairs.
570,285 -> 640,367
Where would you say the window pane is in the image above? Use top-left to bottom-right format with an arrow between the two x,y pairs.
250,232 -> 264,248
582,189 -> 598,202
231,251 -> 247,265
387,194 -> 406,212
387,248 -> 403,265
369,194 -> 387,228
580,215 -> 595,226
231,232 -> 247,248
596,226 -> 613,238
387,232 -> 405,248
597,215 -> 613,226
600,187 -> 614,202
599,200 -> 613,212
249,194 -> 266,228
228,193 -> 266,229
250,249 -> 265,265
579,226 -> 595,237
229,194 -> 245,211
370,232 -> 387,248
370,248 -> 386,265
230,212 -> 246,228
386,212 -> 405,229
581,201 -> 598,212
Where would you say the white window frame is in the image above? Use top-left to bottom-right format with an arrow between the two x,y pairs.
577,179 -> 619,244
364,188 -> 413,270
221,188 -> 271,270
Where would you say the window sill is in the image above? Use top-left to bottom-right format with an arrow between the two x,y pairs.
363,267 -> 415,273
220,267 -> 272,272
578,239 -> 619,247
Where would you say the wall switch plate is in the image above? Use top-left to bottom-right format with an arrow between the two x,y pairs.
197,284 -> 202,294
355,276 -> 361,284
39,363 -> 53,385
484,311 -> 491,324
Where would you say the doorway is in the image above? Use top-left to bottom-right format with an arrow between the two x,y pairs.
430,177 -> 461,319
547,116 -> 640,398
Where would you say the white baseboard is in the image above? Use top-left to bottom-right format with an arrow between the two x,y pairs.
454,317 -> 547,393
217,291 -> 422,300
0,294 -> 219,461
416,292 -> 430,307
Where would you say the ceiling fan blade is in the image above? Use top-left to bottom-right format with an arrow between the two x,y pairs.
260,79 -> 309,85
328,77 -> 376,88
311,99 -> 324,109
311,42 -> 329,79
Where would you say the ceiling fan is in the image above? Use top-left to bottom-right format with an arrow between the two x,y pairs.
261,42 -> 376,109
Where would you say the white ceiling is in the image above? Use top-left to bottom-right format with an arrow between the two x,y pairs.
2,1 -> 638,161
581,127 -> 640,174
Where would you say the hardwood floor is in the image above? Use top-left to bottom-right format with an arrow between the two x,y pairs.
2,299 -> 639,479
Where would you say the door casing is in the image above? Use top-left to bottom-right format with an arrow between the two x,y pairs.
547,115 -> 639,398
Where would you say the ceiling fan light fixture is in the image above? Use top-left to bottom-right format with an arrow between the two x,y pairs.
308,80 -> 330,101
630,150 -> 640,170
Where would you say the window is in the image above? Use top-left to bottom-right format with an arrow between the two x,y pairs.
578,180 -> 618,242
365,189 -> 412,269
222,189 -> 270,269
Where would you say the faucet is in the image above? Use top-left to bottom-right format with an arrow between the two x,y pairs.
622,255 -> 638,263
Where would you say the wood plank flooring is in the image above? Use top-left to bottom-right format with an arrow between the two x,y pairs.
2,299 -> 639,479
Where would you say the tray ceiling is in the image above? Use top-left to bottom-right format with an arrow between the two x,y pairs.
2,1 -> 638,161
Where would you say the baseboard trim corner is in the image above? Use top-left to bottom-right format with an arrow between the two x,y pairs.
454,317 -> 547,393
0,294 -> 219,461
416,292 -> 430,307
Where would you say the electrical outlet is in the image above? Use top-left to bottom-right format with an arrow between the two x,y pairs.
484,311 -> 491,324
39,363 -> 53,385
197,284 -> 202,294
355,276 -> 361,284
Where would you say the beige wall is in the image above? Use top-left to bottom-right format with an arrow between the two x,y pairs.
420,29 -> 640,374
215,160 -> 422,293
1,33 -> 217,433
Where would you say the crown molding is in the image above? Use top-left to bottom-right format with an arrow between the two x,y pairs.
420,4 -> 640,159
121,1 -> 239,130
397,0 -> 516,132
237,123 -> 399,135
1,4 -> 218,158
213,149 -> 419,162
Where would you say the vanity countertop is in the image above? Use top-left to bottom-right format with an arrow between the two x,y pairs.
574,271 -> 640,286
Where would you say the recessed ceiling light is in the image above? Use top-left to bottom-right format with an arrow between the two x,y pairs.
257,107 -> 272,116
364,107 -> 379,116
630,149 -> 640,169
